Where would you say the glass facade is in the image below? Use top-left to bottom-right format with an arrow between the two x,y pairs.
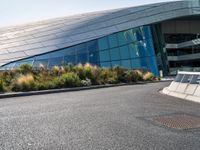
2,26 -> 159,76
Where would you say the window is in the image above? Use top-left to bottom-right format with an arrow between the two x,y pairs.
138,42 -> 146,57
48,57 -> 64,68
120,45 -> 130,59
49,49 -> 66,58
65,47 -> 76,55
76,43 -> 87,54
108,34 -> 118,48
134,28 -> 144,41
129,44 -> 140,58
121,60 -> 131,69
87,40 -> 98,52
146,39 -> 155,56
100,50 -> 110,62
77,53 -> 88,63
110,48 -> 120,60
143,26 -> 152,39
125,29 -> 137,43
89,51 -> 99,63
64,55 -> 76,64
131,58 -> 141,69
35,53 -> 50,60
33,59 -> 49,69
98,37 -> 109,50
111,61 -> 121,68
100,62 -> 111,68
117,32 -> 127,46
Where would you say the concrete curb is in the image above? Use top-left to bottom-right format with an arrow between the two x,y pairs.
0,81 -> 161,99
161,87 -> 200,104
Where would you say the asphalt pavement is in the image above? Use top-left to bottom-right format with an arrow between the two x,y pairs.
0,82 -> 200,150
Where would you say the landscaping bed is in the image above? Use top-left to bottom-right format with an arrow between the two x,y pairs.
0,63 -> 158,93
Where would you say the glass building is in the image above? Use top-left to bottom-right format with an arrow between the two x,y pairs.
0,0 -> 200,76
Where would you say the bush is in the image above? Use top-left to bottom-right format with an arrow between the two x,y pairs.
19,64 -> 33,74
143,71 -> 154,81
133,70 -> 144,81
81,78 -> 92,86
0,80 -> 4,93
60,72 -> 81,87
12,74 -> 35,91
113,66 -> 126,82
50,66 -> 60,76
99,69 -> 119,84
0,63 -> 156,92
124,70 -> 138,82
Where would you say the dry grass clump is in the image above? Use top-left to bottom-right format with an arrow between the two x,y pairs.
143,71 -> 154,81
12,74 -> 35,91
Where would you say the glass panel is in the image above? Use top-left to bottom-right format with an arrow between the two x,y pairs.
131,58 -> 141,69
64,55 -> 76,64
48,57 -> 64,68
138,42 -> 146,57
125,29 -> 137,43
111,61 -> 121,68
129,43 -> 140,58
121,60 -> 131,69
133,27 -> 144,41
87,40 -> 98,52
100,62 -> 111,68
65,47 -> 76,55
6,63 -> 16,69
33,59 -> 49,69
76,43 -> 87,54
89,51 -> 99,63
108,34 -> 118,48
98,37 -> 109,50
110,48 -> 120,61
120,45 -> 130,59
140,57 -> 148,68
117,31 -> 127,46
35,53 -> 50,60
100,50 -> 110,62
15,60 -> 33,67
146,38 -> 155,56
143,26 -> 152,39
77,53 -> 88,64
49,49 -> 66,58
147,56 -> 159,76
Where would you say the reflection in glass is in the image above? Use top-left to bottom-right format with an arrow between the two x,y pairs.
98,37 -> 109,50
120,45 -> 130,59
100,50 -> 110,62
110,48 -> 120,60
108,34 -> 118,48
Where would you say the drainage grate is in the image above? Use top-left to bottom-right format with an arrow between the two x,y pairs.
150,114 -> 200,130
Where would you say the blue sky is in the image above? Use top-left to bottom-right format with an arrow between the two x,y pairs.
1,0 -> 176,27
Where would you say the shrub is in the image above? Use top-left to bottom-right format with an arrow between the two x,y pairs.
99,69 -> 118,84
19,64 -> 33,74
143,71 -> 154,81
81,78 -> 92,86
50,66 -> 60,76
60,72 -> 81,87
12,74 -> 35,91
113,66 -> 126,82
0,80 -> 4,93
124,70 -> 138,82
133,70 -> 144,81
34,82 -> 49,90
39,64 -> 46,73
